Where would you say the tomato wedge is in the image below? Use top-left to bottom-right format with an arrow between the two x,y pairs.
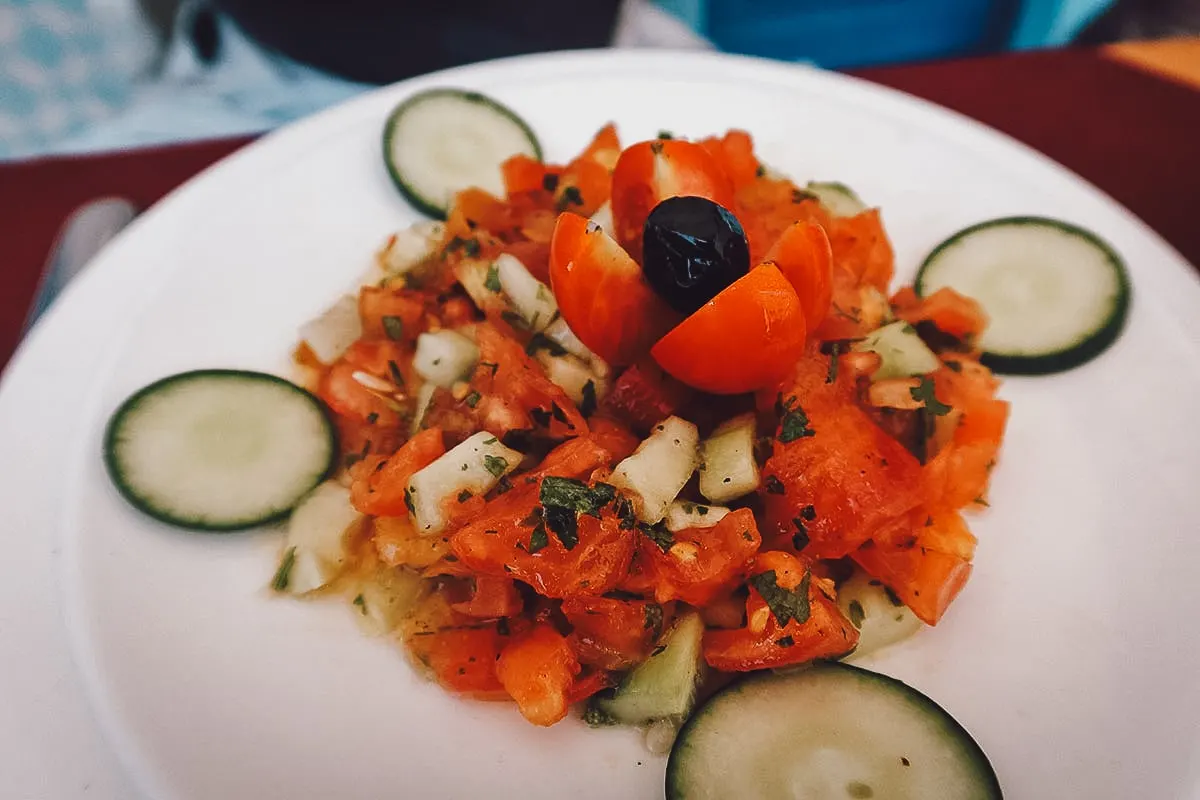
764,220 -> 834,328
651,264 -> 807,394
610,139 -> 735,263
549,211 -> 680,366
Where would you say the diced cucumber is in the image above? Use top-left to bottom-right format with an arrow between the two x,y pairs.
275,481 -> 365,595
590,612 -> 706,726
364,220 -> 446,286
610,416 -> 700,524
454,257 -> 508,315
664,501 -> 730,532
698,413 -> 759,504
349,565 -> 427,636
103,370 -> 336,531
543,317 -> 603,368
806,181 -> 868,217
916,216 -> 1131,374
299,294 -> 362,364
495,252 -> 558,332
836,568 -> 923,662
382,88 -> 541,218
853,320 -> 942,380
407,432 -> 522,535
413,329 -> 479,388
534,350 -> 607,408
667,663 -> 1002,800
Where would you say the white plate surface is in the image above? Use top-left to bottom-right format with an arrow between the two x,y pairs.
2,50 -> 1200,800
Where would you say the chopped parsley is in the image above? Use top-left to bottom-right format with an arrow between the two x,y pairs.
539,477 -> 615,516
541,173 -> 560,192
749,569 -> 812,627
848,599 -> 865,628
614,495 -> 638,530
387,359 -> 405,387
353,594 -> 367,615
557,185 -> 585,210
800,504 -> 816,521
640,522 -> 675,552
656,130 -> 674,140
910,377 -> 951,416
791,521 -> 810,552
403,486 -> 415,514
500,309 -> 529,330
776,394 -> 816,443
457,490 -> 473,503
543,505 -> 578,550
365,412 -> 379,425
792,188 -> 818,204
464,391 -> 481,408
484,263 -> 502,293
883,586 -> 903,607
493,475 -> 513,496
580,379 -> 598,418
525,333 -> 567,357
764,475 -> 786,495
776,636 -> 795,648
271,547 -> 297,592
528,522 -> 550,554
444,236 -> 481,258
382,315 -> 405,341
826,341 -> 844,384
755,164 -> 766,177
477,361 -> 499,378
483,455 -> 509,478
582,704 -> 617,727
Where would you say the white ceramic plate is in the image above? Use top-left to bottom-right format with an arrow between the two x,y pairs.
3,50 -> 1200,800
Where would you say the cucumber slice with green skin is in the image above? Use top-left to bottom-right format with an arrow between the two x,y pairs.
382,88 -> 542,218
806,181 -> 868,217
103,370 -> 336,531
667,663 -> 1002,800
916,216 -> 1130,375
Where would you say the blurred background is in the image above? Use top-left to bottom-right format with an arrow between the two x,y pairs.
2,0 -> 1198,161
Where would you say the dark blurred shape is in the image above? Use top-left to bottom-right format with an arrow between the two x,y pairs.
190,8 -> 221,64
212,0 -> 624,84
1077,0 -> 1200,44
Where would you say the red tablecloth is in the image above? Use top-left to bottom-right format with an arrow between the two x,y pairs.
3,46 -> 1198,371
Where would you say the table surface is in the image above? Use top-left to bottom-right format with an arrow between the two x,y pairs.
3,40 -> 1199,373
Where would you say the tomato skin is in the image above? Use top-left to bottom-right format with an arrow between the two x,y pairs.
852,542 -> 972,626
565,669 -> 615,705
581,416 -> 641,464
357,286 -> 428,342
702,551 -> 859,671
826,208 -> 895,292
698,130 -> 759,190
651,264 -> 807,395
562,595 -> 668,670
636,508 -> 762,606
349,427 -> 446,516
549,212 -> 680,366
497,623 -> 581,726
610,139 -> 735,263
764,220 -> 834,328
600,359 -> 695,436
407,622 -> 509,700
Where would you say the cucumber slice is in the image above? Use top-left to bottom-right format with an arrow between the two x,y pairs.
104,370 -> 336,531
916,216 -> 1130,375
382,88 -> 542,218
590,612 -> 706,726
667,663 -> 1001,800
806,181 -> 868,217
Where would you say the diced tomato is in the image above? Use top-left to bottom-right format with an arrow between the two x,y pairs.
922,361 -> 1008,510
759,380 -> 924,558
875,508 -> 977,561
636,508 -> 762,606
318,340 -> 414,427
502,154 -> 555,197
373,515 -> 450,568
358,286 -> 428,342
562,595 -> 668,670
651,264 -> 807,395
896,286 -> 989,342
450,575 -> 524,619
764,220 -> 834,328
350,428 -> 445,515
582,416 -> 641,463
853,541 -> 972,626
497,623 -> 581,726
826,208 -> 895,292
610,139 -> 735,263
548,212 -> 680,366
565,669 -> 615,705
443,188 -> 518,243
601,359 -> 695,435
471,322 -> 588,439
406,622 -> 509,700
735,176 -> 832,265
698,129 -> 759,191
703,551 -> 859,671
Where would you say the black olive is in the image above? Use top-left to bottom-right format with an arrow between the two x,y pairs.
641,196 -> 750,315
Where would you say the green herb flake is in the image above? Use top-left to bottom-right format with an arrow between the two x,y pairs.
650,644 -> 667,657
483,455 -> 509,478
463,239 -> 481,257
387,360 -> 406,387
800,505 -> 816,521
776,636 -> 795,647
541,173 -> 560,192
945,360 -> 963,373
656,130 -> 674,140
493,475 -> 514,496
582,703 -> 617,727
764,475 -> 786,495
883,586 -> 903,607
640,522 -> 675,552
478,361 -> 500,378
365,412 -> 379,425
742,530 -> 754,542
457,490 -> 473,503
749,570 -> 812,627
525,333 -> 568,357
500,309 -> 529,330
792,188 -> 818,204
382,315 -> 405,341
543,504 -> 579,550
755,164 -> 766,177
580,379 -> 598,418
910,377 -> 951,416
697,506 -> 709,516
557,185 -> 585,210
848,599 -> 866,628
791,527 -> 810,552
353,594 -> 367,615
776,395 -> 816,443
614,495 -> 638,530
643,604 -> 664,636
464,391 -> 481,408
484,263 -> 502,293
403,486 -> 415,515
826,341 -> 843,384
528,522 -> 550,554
271,547 -> 297,592
540,477 -> 616,516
